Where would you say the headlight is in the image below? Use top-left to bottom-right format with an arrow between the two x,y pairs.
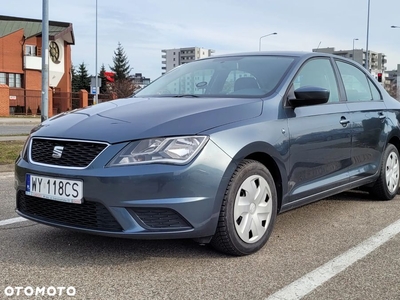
108,136 -> 209,166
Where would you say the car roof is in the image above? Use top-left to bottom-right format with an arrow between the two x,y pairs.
203,51 -> 341,60
200,51 -> 361,67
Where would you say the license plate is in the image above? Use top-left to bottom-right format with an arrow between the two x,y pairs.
25,174 -> 83,204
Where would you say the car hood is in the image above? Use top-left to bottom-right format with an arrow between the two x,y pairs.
32,97 -> 262,143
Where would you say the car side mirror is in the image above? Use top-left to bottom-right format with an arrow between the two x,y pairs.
289,86 -> 330,108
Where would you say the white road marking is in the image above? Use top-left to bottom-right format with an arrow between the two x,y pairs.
0,217 -> 28,226
266,218 -> 400,300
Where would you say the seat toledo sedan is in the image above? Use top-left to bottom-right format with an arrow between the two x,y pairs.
15,51 -> 400,256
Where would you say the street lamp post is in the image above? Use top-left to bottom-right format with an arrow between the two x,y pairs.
41,0 -> 49,121
352,38 -> 359,61
259,32 -> 277,51
365,0 -> 370,71
94,0 -> 98,105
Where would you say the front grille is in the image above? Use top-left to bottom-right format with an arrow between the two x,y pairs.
30,138 -> 107,168
131,208 -> 192,229
17,191 -> 123,232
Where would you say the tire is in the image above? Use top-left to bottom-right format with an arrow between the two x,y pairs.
370,144 -> 400,200
210,159 -> 277,256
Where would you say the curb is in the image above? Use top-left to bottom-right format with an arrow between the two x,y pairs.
0,164 -> 14,173
0,136 -> 29,141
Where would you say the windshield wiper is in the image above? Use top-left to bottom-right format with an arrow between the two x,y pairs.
172,94 -> 200,98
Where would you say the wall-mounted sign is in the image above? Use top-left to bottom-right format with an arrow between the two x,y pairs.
9,96 -> 16,100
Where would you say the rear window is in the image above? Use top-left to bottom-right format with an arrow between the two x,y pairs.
135,55 -> 295,98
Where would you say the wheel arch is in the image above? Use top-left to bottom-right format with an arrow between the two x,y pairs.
388,135 -> 400,152
230,142 -> 288,213
244,152 -> 283,212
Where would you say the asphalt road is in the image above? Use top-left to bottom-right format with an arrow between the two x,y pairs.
0,118 -> 40,137
1,172 -> 400,300
0,125 -> 36,136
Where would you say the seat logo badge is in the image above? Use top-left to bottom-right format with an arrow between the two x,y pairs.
52,146 -> 64,159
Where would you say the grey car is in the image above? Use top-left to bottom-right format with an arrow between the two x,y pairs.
15,52 -> 400,256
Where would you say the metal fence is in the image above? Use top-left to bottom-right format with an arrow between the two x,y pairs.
88,93 -> 113,106
52,91 -> 80,114
9,89 -> 113,116
9,89 -> 41,115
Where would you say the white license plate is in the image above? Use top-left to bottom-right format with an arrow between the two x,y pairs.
25,174 -> 83,204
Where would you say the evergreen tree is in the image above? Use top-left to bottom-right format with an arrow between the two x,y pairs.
99,64 -> 108,94
74,62 -> 91,92
110,42 -> 132,81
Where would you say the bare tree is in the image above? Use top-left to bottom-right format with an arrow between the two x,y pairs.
110,79 -> 139,99
385,80 -> 398,100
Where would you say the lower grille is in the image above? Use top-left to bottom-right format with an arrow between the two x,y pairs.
17,191 -> 123,232
131,208 -> 192,230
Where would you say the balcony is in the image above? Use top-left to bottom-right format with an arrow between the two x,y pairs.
24,55 -> 41,70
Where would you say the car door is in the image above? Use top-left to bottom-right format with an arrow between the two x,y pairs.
286,58 -> 352,204
335,60 -> 388,181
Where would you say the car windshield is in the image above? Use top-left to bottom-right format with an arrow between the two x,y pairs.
134,55 -> 295,98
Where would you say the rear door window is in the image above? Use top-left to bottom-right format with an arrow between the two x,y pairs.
336,61 -> 381,102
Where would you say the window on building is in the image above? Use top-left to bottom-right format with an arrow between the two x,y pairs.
15,73 -> 22,88
25,45 -> 36,56
9,75 -> 15,87
173,58 -> 175,61
0,73 -> 6,84
0,73 -> 23,88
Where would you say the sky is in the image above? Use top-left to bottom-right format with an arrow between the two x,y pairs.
2,0 -> 400,81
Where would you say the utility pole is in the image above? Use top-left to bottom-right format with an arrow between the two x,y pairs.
365,0 -> 370,71
94,0 -> 98,104
41,0 -> 49,122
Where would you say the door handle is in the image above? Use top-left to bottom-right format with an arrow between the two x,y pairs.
339,117 -> 350,126
378,112 -> 386,120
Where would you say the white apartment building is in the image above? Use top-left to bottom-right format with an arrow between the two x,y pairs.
161,47 -> 215,75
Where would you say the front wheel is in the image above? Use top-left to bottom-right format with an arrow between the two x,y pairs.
210,159 -> 277,256
370,144 -> 399,200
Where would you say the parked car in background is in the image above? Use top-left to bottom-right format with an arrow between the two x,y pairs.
15,51 -> 400,255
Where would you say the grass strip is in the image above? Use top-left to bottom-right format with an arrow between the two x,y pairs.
0,140 -> 25,165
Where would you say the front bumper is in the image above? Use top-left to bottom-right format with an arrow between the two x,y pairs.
15,139 -> 233,239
